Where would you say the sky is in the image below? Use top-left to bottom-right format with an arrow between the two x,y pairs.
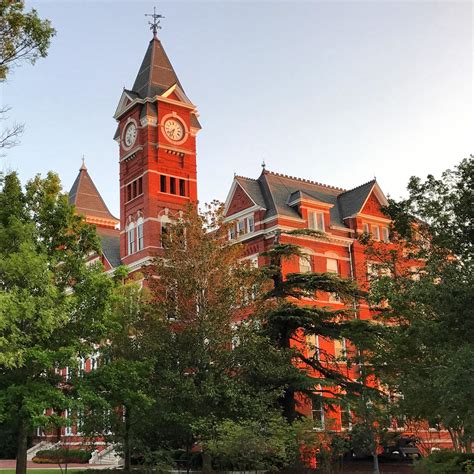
1,1 -> 473,217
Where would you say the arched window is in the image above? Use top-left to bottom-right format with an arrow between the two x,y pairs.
158,213 -> 172,248
127,222 -> 135,255
137,217 -> 144,251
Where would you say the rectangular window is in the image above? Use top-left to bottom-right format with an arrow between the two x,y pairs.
341,403 -> 352,430
363,223 -> 370,234
299,255 -> 312,273
237,219 -> 245,236
126,184 -> 132,202
334,338 -> 347,359
306,334 -> 320,360
138,177 -> 143,195
229,225 -> 236,240
308,211 -> 325,231
312,398 -> 325,430
382,227 -> 390,242
373,225 -> 381,241
64,410 -> 73,436
161,222 -> 168,248
90,352 -> 99,371
327,258 -> 338,274
179,179 -> 186,196
170,177 -> 176,195
160,175 -> 167,193
128,227 -> 135,255
247,215 -> 254,233
132,180 -> 137,198
137,222 -> 144,251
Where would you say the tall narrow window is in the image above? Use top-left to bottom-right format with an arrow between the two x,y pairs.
247,215 -> 254,233
64,410 -> 73,436
127,184 -> 132,202
138,177 -> 143,195
170,177 -> 176,194
179,179 -> 186,196
160,175 -> 167,193
127,223 -> 135,255
161,222 -> 168,248
334,338 -> 347,359
373,225 -> 381,241
382,227 -> 390,242
306,334 -> 320,360
311,398 -> 325,430
299,255 -> 312,273
363,223 -> 370,234
237,219 -> 245,236
229,225 -> 236,240
341,403 -> 352,430
132,180 -> 137,198
137,217 -> 144,251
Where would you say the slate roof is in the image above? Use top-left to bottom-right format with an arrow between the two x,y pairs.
132,37 -> 183,99
68,162 -> 119,223
231,170 -> 376,227
97,228 -> 121,269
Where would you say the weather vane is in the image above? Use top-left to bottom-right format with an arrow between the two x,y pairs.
145,6 -> 165,38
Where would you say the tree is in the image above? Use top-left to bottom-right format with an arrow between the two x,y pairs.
363,156 -> 474,453
0,171 -> 114,474
258,229 -> 376,422
0,0 -> 55,154
0,0 -> 55,80
140,203 -> 299,469
77,271 -> 156,471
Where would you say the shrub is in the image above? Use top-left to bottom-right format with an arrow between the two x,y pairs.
33,448 -> 92,464
414,451 -> 474,474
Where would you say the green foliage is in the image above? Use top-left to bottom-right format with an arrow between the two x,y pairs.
205,415 -> 302,472
0,172 -> 114,472
414,451 -> 474,474
34,449 -> 92,464
259,228 -> 372,420
363,156 -> 474,453
0,0 -> 55,79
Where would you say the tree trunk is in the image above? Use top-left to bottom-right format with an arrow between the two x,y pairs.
202,451 -> 213,473
124,406 -> 131,472
16,417 -> 28,474
372,452 -> 380,474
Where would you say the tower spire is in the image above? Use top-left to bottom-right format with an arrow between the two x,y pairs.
145,6 -> 164,38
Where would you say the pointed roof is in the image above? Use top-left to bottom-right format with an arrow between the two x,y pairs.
131,37 -> 183,99
68,162 -> 119,229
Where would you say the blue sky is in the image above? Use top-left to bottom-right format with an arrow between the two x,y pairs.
1,1 -> 472,217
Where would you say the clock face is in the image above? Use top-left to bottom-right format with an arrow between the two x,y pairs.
164,118 -> 185,142
124,123 -> 137,148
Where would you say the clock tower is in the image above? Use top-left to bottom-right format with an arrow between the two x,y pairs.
113,21 -> 201,270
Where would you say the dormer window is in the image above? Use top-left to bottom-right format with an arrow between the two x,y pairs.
308,211 -> 325,232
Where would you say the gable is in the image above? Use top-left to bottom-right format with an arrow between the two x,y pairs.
226,184 -> 255,216
361,191 -> 387,218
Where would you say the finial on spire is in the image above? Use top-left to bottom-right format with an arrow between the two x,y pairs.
145,6 -> 164,38
261,160 -> 266,170
80,155 -> 87,171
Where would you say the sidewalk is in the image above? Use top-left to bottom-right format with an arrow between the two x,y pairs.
0,460 -> 118,470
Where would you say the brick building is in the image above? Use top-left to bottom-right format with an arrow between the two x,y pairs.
46,26 -> 451,456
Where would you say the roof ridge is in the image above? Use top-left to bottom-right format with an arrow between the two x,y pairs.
265,169 -> 346,192
338,179 -> 376,196
235,175 -> 257,182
